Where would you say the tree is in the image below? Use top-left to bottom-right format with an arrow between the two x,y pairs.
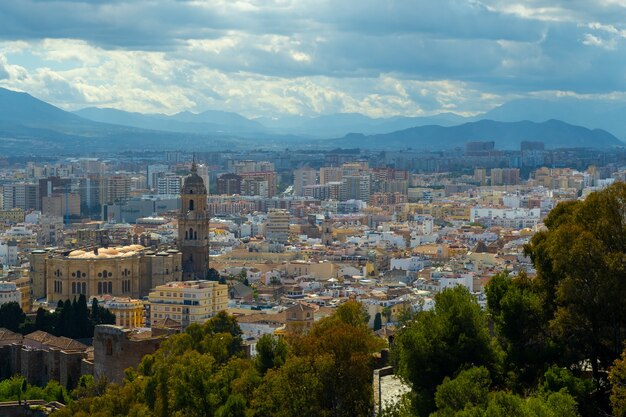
433,366 -> 491,415
394,286 -> 502,415
610,349 -> 626,417
486,272 -> 560,388
0,302 -> 25,332
207,268 -> 220,281
255,334 -> 288,375
524,183 -> 626,380
373,313 -> 383,331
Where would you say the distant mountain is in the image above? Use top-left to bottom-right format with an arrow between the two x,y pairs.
330,119 -> 623,150
256,112 -> 468,137
480,98 -> 626,140
0,88 -> 238,154
0,87 -> 90,128
75,107 -> 266,135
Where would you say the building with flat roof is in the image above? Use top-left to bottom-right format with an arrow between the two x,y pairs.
147,280 -> 228,328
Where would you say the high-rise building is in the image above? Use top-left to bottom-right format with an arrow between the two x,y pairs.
217,173 -> 242,195
240,171 -> 277,198
490,168 -> 520,185
178,163 -> 209,280
341,174 -> 371,201
105,175 -> 131,204
146,164 -> 169,189
156,173 -> 183,195
196,164 -> 210,194
266,209 -> 290,244
293,167 -> 317,196
42,193 -> 81,219
39,176 -> 71,209
319,167 -> 342,184
474,168 -> 487,186
2,183 -> 40,210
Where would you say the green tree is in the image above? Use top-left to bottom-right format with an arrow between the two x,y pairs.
486,272 -> 560,388
0,302 -> 25,332
524,183 -> 626,380
207,267 -> 221,281
373,312 -> 383,331
610,349 -> 626,417
395,286 -> 502,415
255,334 -> 288,375
432,367 -> 491,416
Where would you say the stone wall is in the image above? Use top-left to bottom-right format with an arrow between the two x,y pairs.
93,325 -> 164,384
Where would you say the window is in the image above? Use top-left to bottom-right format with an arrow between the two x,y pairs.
189,199 -> 194,211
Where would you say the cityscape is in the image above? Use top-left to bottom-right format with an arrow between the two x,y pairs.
2,1 -> 626,417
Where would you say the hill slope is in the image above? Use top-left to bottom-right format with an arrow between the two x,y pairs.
330,119 -> 623,150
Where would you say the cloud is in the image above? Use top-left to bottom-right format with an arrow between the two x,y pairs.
0,1 -> 626,117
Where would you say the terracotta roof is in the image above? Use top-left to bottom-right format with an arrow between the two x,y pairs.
24,331 -> 87,351
0,328 -> 23,346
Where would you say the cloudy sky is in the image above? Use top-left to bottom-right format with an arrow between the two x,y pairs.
1,0 -> 626,118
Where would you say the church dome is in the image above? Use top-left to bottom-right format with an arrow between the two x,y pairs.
182,162 -> 207,195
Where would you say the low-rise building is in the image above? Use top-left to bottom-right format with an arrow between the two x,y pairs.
148,280 -> 228,328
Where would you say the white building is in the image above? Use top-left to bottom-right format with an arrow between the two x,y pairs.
0,240 -> 18,267
389,256 -> 431,273
0,281 -> 21,307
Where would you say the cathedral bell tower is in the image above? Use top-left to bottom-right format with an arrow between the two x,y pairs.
179,161 -> 209,280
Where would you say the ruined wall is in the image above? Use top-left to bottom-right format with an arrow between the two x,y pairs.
93,325 -> 163,384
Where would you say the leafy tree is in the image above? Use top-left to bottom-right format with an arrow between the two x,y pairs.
486,272 -> 560,388
610,349 -> 626,417
395,286 -> 502,415
277,301 -> 385,417
0,302 -> 25,332
255,334 -> 288,375
432,367 -> 491,416
207,267 -> 221,281
524,183 -> 626,380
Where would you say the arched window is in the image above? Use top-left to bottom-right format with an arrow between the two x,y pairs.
185,230 -> 188,239
105,339 -> 113,356
189,199 -> 194,211
194,231 -> 197,240
189,228 -> 193,240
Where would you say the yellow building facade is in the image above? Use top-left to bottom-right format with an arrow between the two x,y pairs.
148,280 -> 228,328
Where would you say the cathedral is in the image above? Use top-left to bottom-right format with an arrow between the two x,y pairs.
178,162 -> 209,280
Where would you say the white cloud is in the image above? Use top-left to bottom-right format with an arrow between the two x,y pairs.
0,1 -> 626,117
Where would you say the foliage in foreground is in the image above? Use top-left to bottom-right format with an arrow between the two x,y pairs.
51,302 -> 383,417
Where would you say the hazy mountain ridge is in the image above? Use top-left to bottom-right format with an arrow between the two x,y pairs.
330,119 -> 623,150
0,87 -> 623,154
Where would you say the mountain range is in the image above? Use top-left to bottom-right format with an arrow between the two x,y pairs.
0,86 -> 623,154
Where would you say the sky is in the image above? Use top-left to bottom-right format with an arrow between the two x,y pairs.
1,0 -> 626,118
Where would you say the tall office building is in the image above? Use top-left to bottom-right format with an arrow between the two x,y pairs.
293,167 -> 317,196
340,174 -> 371,202
2,183 -> 40,211
157,173 -> 183,195
217,173 -> 242,195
